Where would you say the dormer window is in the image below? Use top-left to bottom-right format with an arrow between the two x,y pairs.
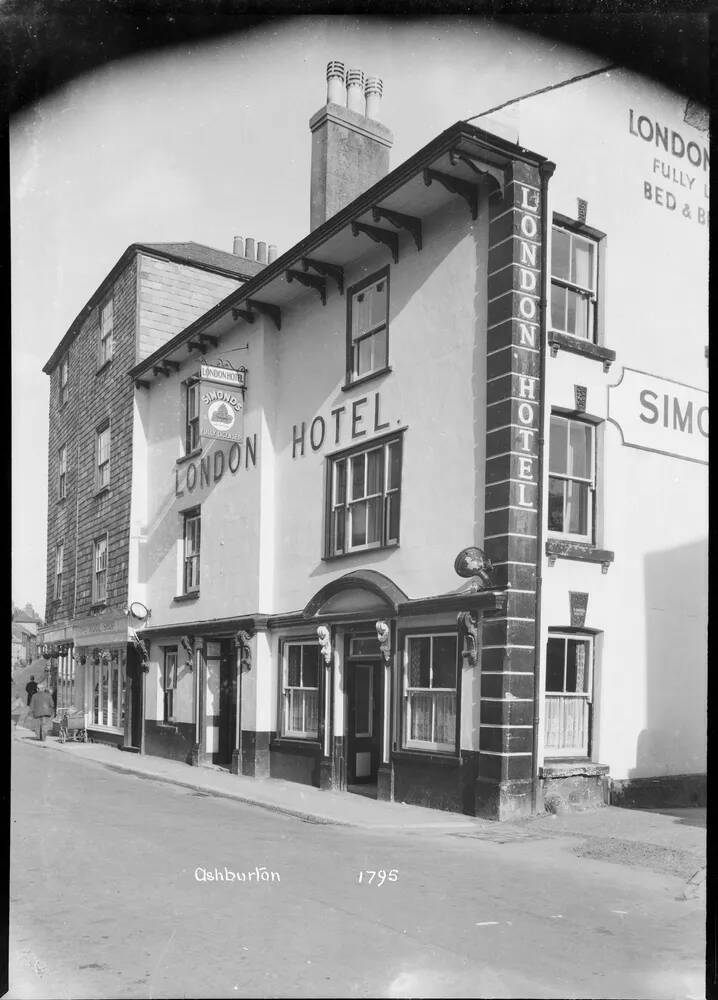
347,269 -> 389,384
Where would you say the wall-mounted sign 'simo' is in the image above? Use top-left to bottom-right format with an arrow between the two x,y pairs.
199,363 -> 246,444
608,368 -> 708,465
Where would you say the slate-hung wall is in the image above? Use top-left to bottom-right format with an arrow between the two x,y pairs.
73,258 -> 138,618
137,255 -> 240,362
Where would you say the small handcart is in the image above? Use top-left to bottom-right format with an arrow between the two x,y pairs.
58,711 -> 89,743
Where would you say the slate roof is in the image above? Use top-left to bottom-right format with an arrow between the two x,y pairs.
139,242 -> 266,279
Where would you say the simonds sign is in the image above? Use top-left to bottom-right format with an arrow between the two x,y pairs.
608,368 -> 708,465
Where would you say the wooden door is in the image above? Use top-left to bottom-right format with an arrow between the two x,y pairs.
347,662 -> 381,783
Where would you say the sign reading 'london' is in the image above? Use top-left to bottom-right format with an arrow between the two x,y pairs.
608,368 -> 708,465
199,364 -> 245,444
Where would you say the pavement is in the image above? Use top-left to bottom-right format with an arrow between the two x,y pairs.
11,723 -> 707,872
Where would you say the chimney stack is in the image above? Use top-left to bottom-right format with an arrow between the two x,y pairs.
232,236 -> 245,256
268,244 -> 278,263
256,241 -> 267,264
309,61 -> 394,231
232,235 -> 276,265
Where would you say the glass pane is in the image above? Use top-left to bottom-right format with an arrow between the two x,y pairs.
574,291 -> 591,340
387,494 -> 400,542
409,692 -> 433,742
350,454 -> 365,501
566,288 -> 577,335
334,508 -> 345,552
101,663 -> 108,725
432,636 -> 457,689
551,283 -> 566,331
388,442 -> 401,491
572,237 -> 594,290
367,497 -> 383,544
568,422 -> 591,479
551,228 -> 571,281
302,646 -> 319,688
334,459 -> 346,505
567,640 -> 590,693
350,636 -> 379,656
354,667 -> 372,736
434,692 -> 456,745
548,478 -> 565,532
408,637 -> 430,688
371,280 -> 387,326
549,416 -> 567,474
111,664 -> 119,727
289,690 -> 303,732
372,330 -> 387,371
350,500 -> 367,547
546,638 -> 565,693
352,288 -> 373,339
565,481 -> 588,535
287,646 -> 301,687
304,689 -> 319,735
356,336 -> 373,376
366,449 -> 383,494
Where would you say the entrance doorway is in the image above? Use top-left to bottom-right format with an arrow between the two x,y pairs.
205,639 -> 237,767
346,660 -> 382,792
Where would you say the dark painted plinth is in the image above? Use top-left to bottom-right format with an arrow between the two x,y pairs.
241,731 -> 272,778
474,777 -> 533,821
319,757 -> 335,790
144,721 -> 195,764
86,728 -> 123,749
610,772 -> 706,809
231,748 -> 240,775
392,752 -> 479,815
377,763 -> 394,802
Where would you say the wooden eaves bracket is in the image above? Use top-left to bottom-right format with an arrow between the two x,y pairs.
285,269 -> 327,306
423,167 -> 479,220
351,221 -> 399,264
301,258 -> 344,296
232,306 -> 256,323
448,148 -> 505,198
187,334 -> 219,353
246,299 -> 281,331
371,206 -> 423,252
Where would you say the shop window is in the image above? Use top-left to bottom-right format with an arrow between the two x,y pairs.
90,649 -> 126,729
402,633 -> 458,753
347,269 -> 389,384
185,380 -> 200,454
183,508 -> 201,594
544,632 -> 593,757
326,435 -> 402,557
56,648 -> 76,713
99,296 -> 114,366
96,422 -> 111,491
163,647 -> 178,723
59,356 -> 69,408
54,541 -> 64,601
92,534 -> 108,604
282,642 -> 319,739
548,413 -> 595,542
58,445 -> 67,500
550,225 -> 598,342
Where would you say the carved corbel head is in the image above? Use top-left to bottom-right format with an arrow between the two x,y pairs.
375,620 -> 391,663
457,611 -> 479,667
235,630 -> 253,672
317,625 -> 332,665
180,635 -> 194,671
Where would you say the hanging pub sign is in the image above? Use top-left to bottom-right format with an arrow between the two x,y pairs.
199,363 -> 246,443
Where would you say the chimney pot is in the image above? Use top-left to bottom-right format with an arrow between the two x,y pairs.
232,236 -> 245,256
345,68 -> 365,115
268,244 -> 278,263
245,237 -> 255,260
364,76 -> 383,121
326,60 -> 346,105
257,241 -> 267,264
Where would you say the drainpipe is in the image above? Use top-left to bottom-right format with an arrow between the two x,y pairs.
531,160 -> 556,815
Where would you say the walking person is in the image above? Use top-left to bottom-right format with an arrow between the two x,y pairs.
29,684 -> 55,741
25,675 -> 38,707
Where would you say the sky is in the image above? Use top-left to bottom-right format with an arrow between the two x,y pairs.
9,15 -> 639,616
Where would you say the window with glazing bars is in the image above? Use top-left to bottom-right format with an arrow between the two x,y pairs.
550,225 -> 598,341
545,632 -> 593,757
55,542 -> 64,601
99,297 -> 114,365
548,414 -> 595,541
328,436 -> 401,556
282,643 -> 319,739
186,381 -> 200,454
59,357 -> 69,407
348,271 -> 389,382
96,424 -> 111,490
403,634 -> 458,752
92,535 -> 108,603
183,509 -> 200,593
58,445 -> 67,500
163,647 -> 178,723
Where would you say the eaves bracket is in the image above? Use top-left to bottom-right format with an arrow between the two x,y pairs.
246,299 -> 281,331
285,269 -> 327,306
449,148 -> 505,198
423,167 -> 479,220
232,307 -> 256,324
301,257 -> 344,296
371,206 -> 422,252
351,221 -> 399,264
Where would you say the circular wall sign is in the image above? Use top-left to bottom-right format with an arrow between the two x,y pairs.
129,601 -> 149,621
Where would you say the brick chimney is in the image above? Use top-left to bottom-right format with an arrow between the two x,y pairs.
309,61 -> 394,231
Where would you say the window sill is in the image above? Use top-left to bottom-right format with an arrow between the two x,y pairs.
176,449 -> 203,466
173,591 -> 200,603
392,748 -> 462,767
96,358 -> 113,376
323,541 -> 399,563
546,538 -> 614,573
341,366 -> 392,393
89,602 -> 107,613
540,760 -> 609,778
270,738 -> 321,756
548,331 -> 616,371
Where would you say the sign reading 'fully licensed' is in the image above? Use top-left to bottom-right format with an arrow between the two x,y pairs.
199,364 -> 246,443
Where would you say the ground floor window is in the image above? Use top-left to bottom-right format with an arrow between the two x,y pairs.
544,632 -> 593,757
163,647 -> 178,723
90,647 -> 126,729
56,648 -> 76,712
282,642 -> 319,739
402,633 -> 458,752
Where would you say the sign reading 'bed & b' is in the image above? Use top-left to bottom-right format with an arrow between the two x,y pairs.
199,363 -> 246,443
